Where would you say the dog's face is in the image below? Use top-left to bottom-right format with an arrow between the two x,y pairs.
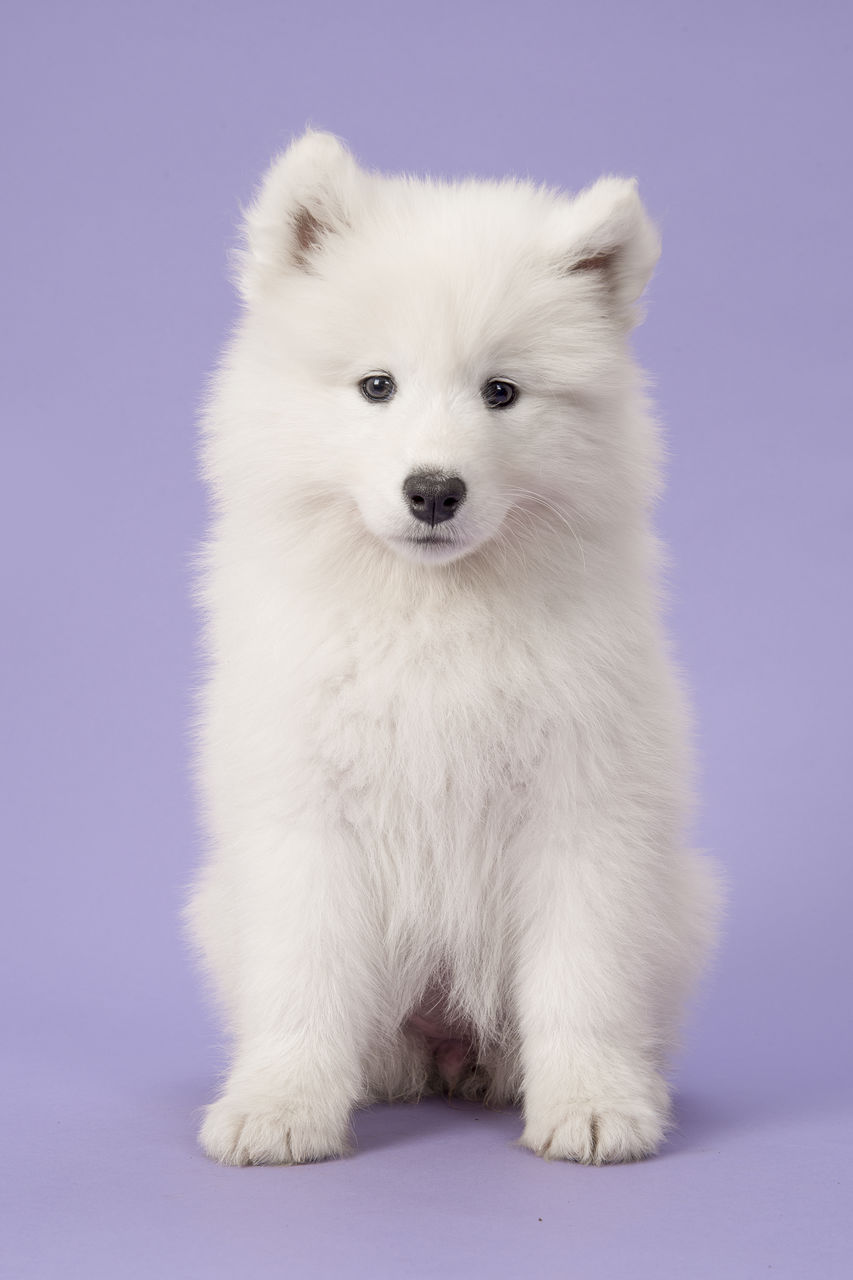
225,132 -> 661,566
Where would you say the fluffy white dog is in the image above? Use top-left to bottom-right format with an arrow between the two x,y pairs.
186,130 -> 718,1166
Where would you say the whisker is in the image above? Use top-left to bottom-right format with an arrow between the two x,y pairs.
497,486 -> 588,574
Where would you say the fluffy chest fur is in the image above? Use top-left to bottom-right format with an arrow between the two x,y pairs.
284,583 -> 570,1026
309,606 -> 557,840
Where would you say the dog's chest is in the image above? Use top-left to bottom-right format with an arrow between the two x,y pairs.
306,615 -> 557,848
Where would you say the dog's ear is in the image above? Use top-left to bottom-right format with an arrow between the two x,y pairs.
554,177 -> 661,328
236,129 -> 362,300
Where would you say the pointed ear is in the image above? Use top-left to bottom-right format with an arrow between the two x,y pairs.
236,129 -> 362,299
555,177 -> 661,327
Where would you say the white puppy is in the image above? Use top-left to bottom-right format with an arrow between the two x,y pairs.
186,130 -> 719,1166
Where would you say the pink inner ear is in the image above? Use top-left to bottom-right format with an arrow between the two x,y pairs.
571,249 -> 617,273
291,205 -> 331,267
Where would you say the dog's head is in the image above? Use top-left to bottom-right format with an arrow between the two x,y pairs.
217,131 -> 661,568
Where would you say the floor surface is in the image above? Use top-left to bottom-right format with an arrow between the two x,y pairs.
4,1012 -> 850,1279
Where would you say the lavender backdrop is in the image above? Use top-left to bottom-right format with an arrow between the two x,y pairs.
2,1 -> 851,1276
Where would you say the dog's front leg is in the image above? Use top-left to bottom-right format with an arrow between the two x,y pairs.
515,812 -> 674,1164
199,819 -> 374,1166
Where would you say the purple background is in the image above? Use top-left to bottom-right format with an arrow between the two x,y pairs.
3,1 -> 851,1275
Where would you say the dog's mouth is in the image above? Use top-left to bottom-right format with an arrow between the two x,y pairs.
388,528 -> 468,562
394,531 -> 456,549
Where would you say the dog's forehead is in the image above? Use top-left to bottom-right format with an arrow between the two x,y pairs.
364,176 -> 547,272
318,257 -> 557,378
317,188 -> 570,356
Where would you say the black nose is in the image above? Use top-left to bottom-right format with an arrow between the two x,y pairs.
402,472 -> 467,525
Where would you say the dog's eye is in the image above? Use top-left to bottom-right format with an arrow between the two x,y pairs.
482,379 -> 518,409
360,373 -> 396,402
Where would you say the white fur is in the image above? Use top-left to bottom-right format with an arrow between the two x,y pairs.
185,130 -> 719,1166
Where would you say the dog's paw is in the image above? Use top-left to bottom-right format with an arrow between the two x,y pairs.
199,1095 -> 350,1166
520,1099 -> 667,1165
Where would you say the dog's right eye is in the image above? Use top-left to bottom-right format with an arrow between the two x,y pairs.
482,379 -> 518,409
360,373 -> 396,402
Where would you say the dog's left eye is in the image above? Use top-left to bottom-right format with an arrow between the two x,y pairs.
482,379 -> 518,409
360,373 -> 396,402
